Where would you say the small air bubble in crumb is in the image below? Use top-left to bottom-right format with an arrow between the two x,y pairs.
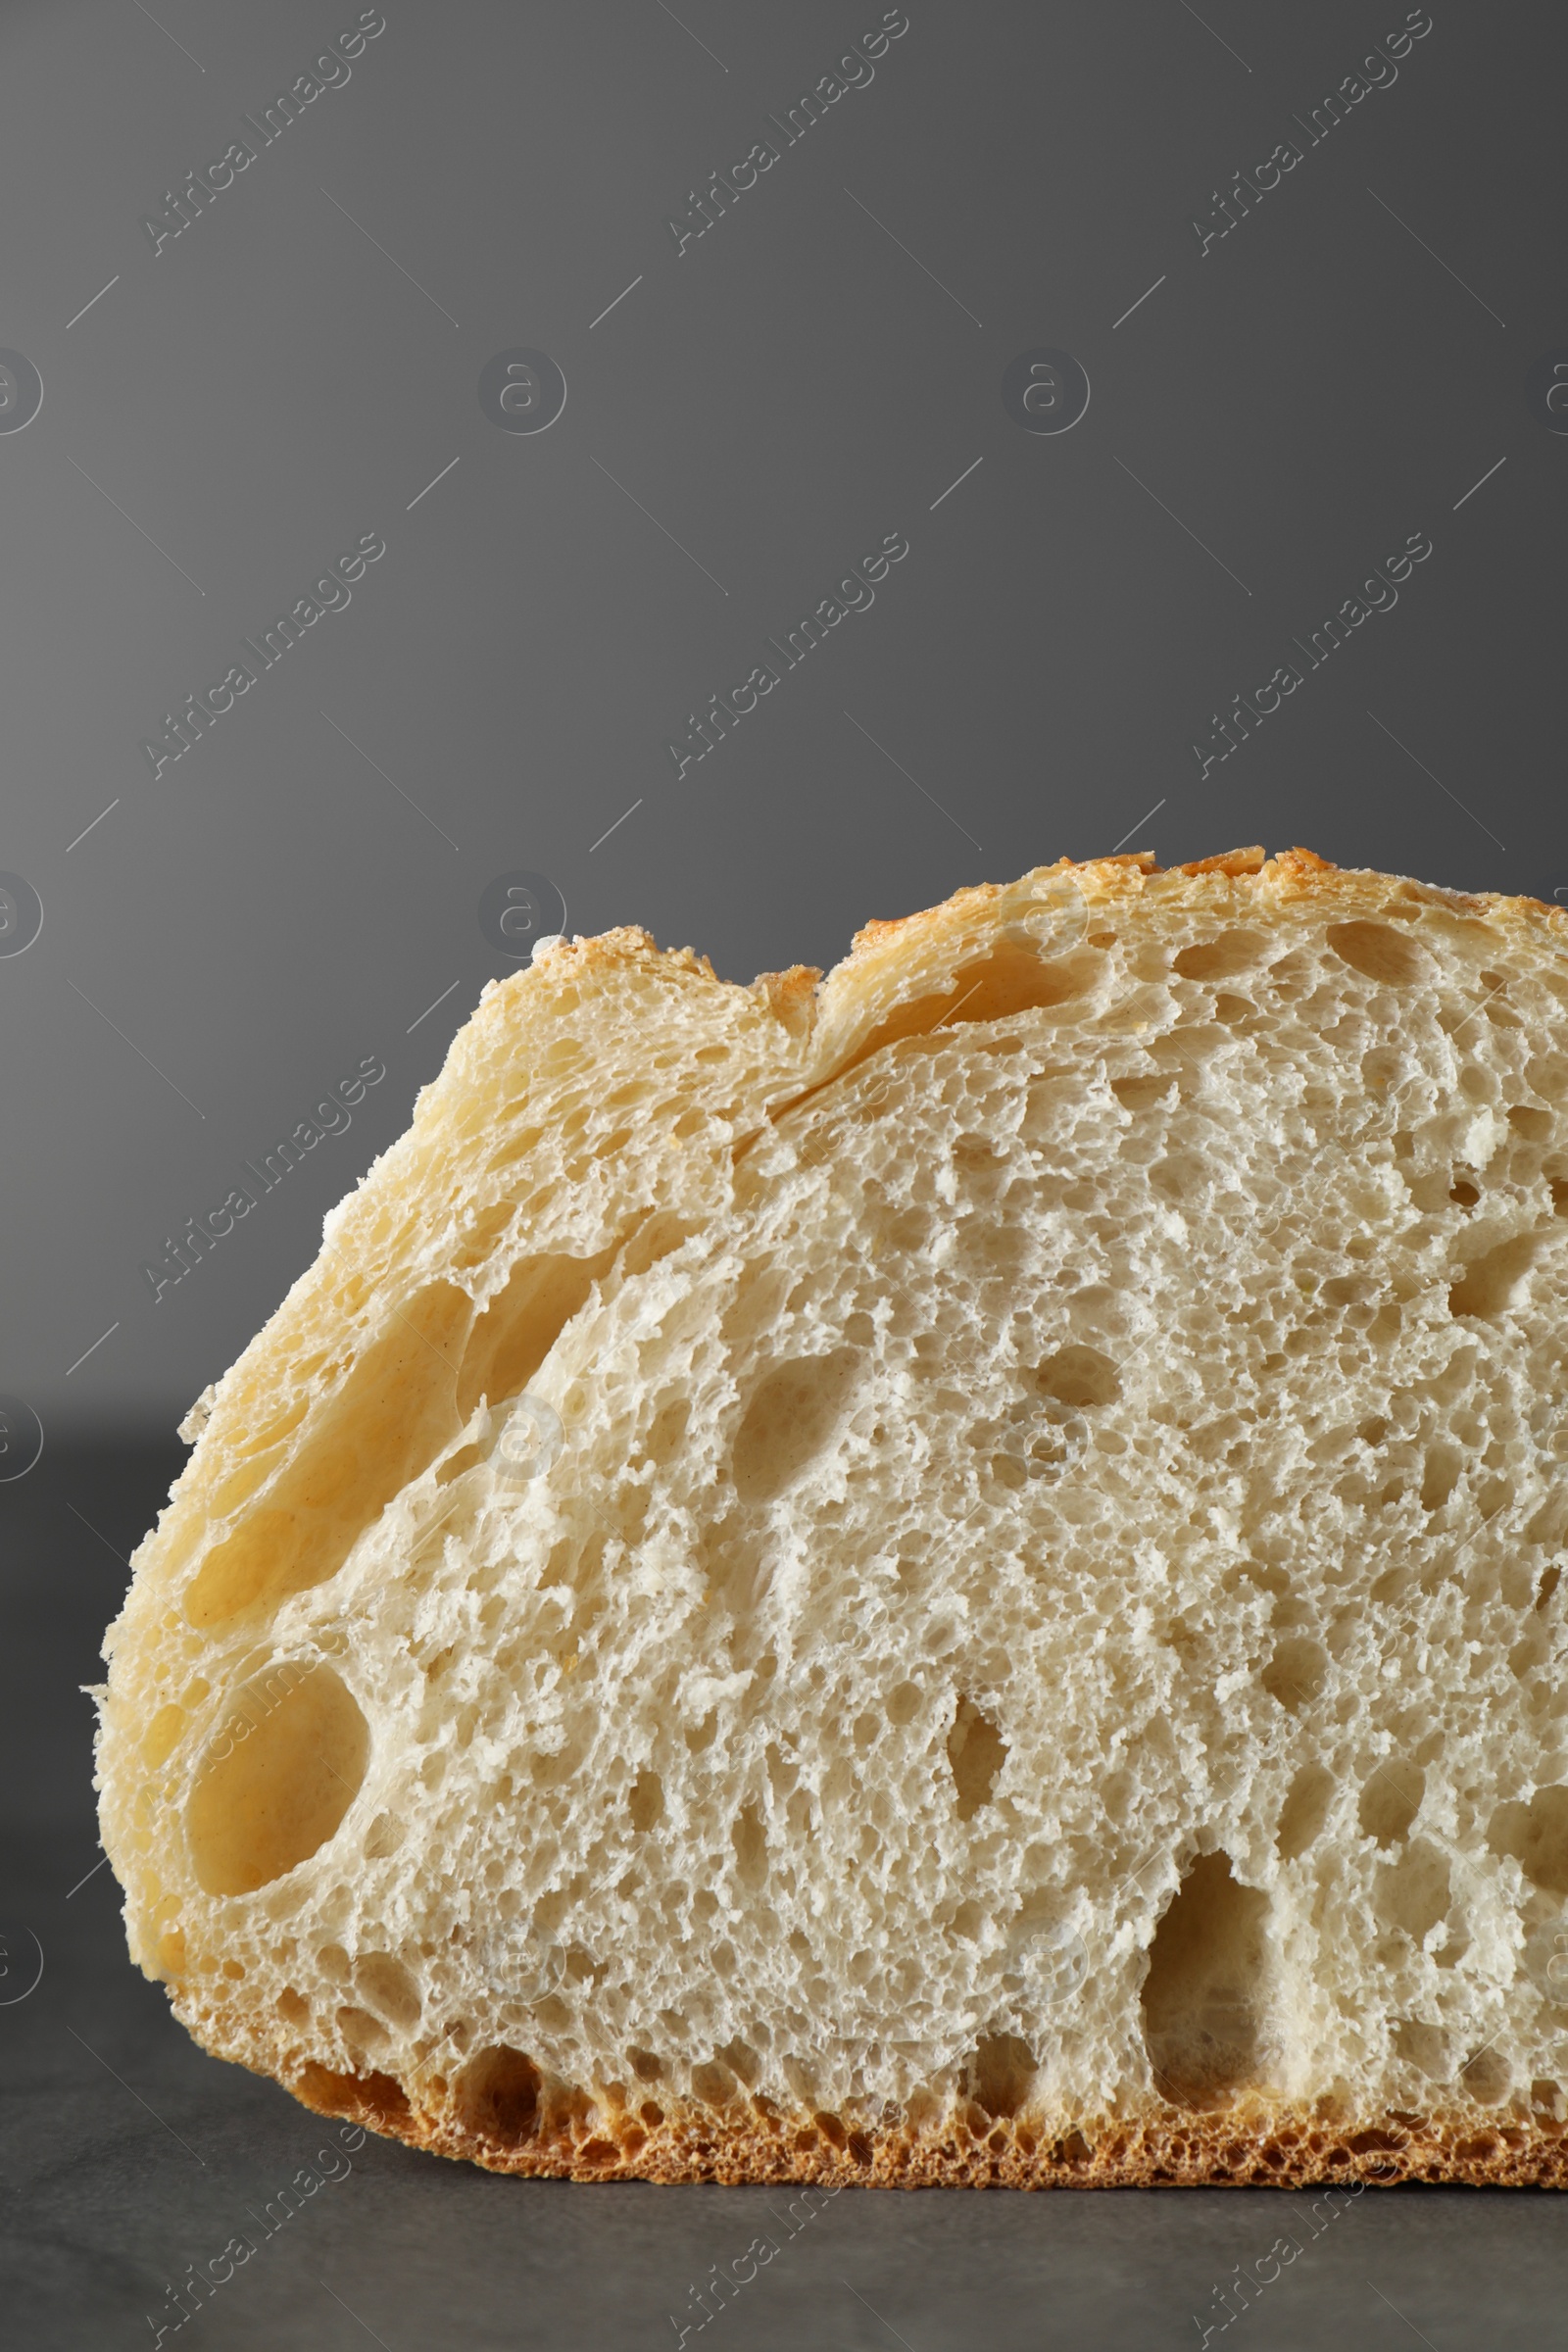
493,1394 -> 564,1483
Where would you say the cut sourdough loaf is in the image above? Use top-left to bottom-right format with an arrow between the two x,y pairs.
96,847 -> 1568,2187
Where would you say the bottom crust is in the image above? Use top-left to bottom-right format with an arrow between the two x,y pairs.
280,2054 -> 1568,2189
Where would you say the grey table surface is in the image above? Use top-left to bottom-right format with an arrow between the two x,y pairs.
3,0 -> 1567,2341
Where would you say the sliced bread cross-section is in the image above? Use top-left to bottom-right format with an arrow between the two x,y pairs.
97,847 -> 1568,2185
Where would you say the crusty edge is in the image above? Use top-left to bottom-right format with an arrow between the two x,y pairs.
277,2053 -> 1568,2189
171,1977 -> 1568,2190
804,845 -> 1567,1079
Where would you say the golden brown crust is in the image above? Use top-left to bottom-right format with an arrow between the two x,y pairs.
1177,845 -> 1267,876
176,1979 -> 1568,2191
828,845 -> 1562,1001
749,962 -> 822,1040
279,2051 -> 1568,2189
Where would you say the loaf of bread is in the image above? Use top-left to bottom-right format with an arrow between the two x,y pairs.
96,847 -> 1568,2185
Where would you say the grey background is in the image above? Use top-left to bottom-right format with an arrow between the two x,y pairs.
2,0 -> 1565,2342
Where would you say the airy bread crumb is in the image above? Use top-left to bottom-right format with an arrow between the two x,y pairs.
96,848 -> 1568,2185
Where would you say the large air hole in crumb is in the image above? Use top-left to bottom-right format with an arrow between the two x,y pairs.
731,1801 -> 768,1886
209,1446 -> 288,1517
858,944 -> 1100,1058
435,1442 -> 485,1489
645,1393 -> 691,1464
455,2045 -> 542,2145
1421,1444 -> 1463,1509
296,2062 -> 411,2132
1375,1840 -> 1450,1938
1171,931 -> 1267,981
780,942 -> 1104,1126
964,2032 -> 1036,2119
718,2036 -> 760,2085
1111,1072 -> 1172,1112
1325,921 -> 1433,987
1488,1786 -> 1568,1895
627,1770 -> 663,1832
691,2060 -> 737,2108
364,1810 -> 406,1859
482,1123 -> 545,1178
455,1243 -> 618,1421
1449,1233 -> 1541,1320
1141,1853 -> 1270,2110
184,1282 -> 473,1627
185,1662 -> 368,1895
1393,2019 -> 1446,2077
731,1349 -> 858,1503
356,1952 -> 422,2031
142,1704 -> 186,1768
1509,1104 -> 1553,1141
337,2005 -> 390,2061
1260,1636 -> 1328,1714
948,1697 -> 1007,1819
1461,2046 -> 1511,2105
1276,1763 -> 1336,1861
1031,1345 -> 1121,1410
1358,1764 -> 1424,1847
